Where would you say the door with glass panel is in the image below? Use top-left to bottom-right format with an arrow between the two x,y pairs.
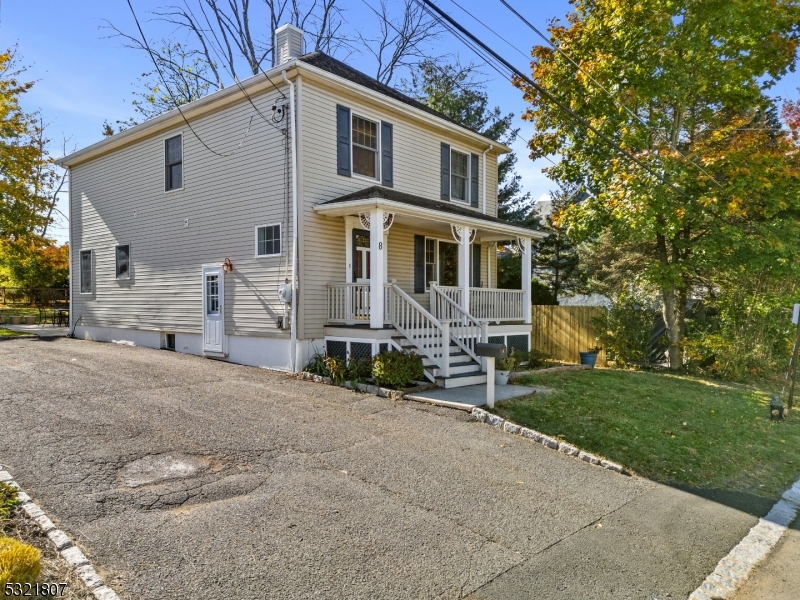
202,266 -> 225,353
352,229 -> 371,320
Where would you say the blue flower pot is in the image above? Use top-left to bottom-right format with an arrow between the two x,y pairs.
579,352 -> 598,368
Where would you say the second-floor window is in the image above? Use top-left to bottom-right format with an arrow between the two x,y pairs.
352,115 -> 379,179
450,149 -> 469,202
165,134 -> 183,191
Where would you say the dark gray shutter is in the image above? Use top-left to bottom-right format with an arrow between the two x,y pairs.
414,235 -> 425,293
470,153 -> 480,207
337,105 -> 351,176
440,143 -> 451,200
472,244 -> 481,287
381,122 -> 393,187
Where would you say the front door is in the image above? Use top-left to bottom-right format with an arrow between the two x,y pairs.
202,266 -> 225,354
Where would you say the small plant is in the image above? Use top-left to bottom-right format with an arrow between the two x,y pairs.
496,350 -> 518,372
323,355 -> 347,385
0,537 -> 41,586
304,353 -> 329,376
0,484 -> 19,521
373,350 -> 424,390
346,357 -> 373,385
585,346 -> 602,354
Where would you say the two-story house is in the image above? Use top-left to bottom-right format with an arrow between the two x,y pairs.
58,24 -> 544,388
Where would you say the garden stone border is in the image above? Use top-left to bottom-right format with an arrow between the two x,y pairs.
688,475 -> 800,600
470,407 -> 626,475
296,371 -> 437,400
0,468 -> 120,600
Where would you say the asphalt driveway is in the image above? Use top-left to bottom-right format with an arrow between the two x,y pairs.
0,337 -> 756,599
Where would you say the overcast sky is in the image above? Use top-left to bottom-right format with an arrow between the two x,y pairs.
4,0 -> 799,245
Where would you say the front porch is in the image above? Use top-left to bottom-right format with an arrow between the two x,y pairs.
313,187 -> 544,388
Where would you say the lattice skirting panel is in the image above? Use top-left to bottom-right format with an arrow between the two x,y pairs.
325,338 -> 394,361
488,333 -> 530,353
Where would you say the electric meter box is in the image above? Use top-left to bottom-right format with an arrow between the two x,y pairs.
279,284 -> 293,303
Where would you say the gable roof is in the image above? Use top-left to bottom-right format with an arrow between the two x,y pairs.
298,52 -> 475,134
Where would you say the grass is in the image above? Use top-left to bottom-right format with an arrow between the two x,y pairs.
494,369 -> 800,500
0,328 -> 34,338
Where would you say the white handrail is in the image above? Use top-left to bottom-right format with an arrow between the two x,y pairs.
326,283 -> 371,324
386,284 -> 449,377
430,284 -> 487,363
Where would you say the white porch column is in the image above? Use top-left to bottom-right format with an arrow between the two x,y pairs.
521,236 -> 532,324
370,207 -> 385,329
458,227 -> 470,315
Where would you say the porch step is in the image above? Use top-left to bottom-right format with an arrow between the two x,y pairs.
435,372 -> 488,388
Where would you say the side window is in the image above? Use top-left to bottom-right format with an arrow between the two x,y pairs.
115,244 -> 131,280
80,250 -> 92,294
165,134 -> 183,191
256,224 -> 281,257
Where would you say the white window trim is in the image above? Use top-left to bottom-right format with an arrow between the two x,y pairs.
115,243 -> 131,280
449,146 -> 471,205
424,236 -> 460,290
164,132 -> 184,193
350,112 -> 382,183
79,249 -> 93,295
254,223 -> 282,257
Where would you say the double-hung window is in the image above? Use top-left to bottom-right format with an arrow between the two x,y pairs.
115,244 -> 131,280
352,115 -> 379,179
80,250 -> 92,294
256,224 -> 281,257
165,134 -> 183,191
450,149 -> 469,203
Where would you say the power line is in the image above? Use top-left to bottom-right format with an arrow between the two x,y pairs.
418,0 -> 694,201
125,0 -> 254,158
495,0 -> 722,188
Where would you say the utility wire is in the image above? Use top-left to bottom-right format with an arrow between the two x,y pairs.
418,0 -> 694,201
495,0 -> 723,188
125,0 -> 253,158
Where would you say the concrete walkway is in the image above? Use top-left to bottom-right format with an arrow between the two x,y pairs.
733,517 -> 800,599
0,323 -> 68,337
405,383 -> 547,410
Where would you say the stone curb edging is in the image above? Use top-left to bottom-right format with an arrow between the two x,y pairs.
469,407 -> 626,475
688,477 -> 800,600
296,371 -> 437,400
0,469 -> 121,600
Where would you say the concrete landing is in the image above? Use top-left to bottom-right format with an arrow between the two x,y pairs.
404,383 -> 544,411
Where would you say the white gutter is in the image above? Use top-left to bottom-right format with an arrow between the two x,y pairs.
482,143 -> 493,215
282,69 -> 299,373
67,168 -> 73,334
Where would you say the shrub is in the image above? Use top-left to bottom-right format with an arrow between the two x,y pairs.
323,355 -> 347,385
345,358 -> 373,384
0,537 -> 41,586
0,483 -> 19,520
591,294 -> 659,366
373,350 -> 424,390
304,353 -> 329,376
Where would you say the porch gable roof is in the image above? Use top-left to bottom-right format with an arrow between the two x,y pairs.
314,186 -> 546,240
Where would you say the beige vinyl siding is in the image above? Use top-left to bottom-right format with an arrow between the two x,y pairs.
70,85 -> 293,337
297,79 -> 502,339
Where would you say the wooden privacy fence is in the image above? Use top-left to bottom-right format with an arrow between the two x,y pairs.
531,305 -> 608,366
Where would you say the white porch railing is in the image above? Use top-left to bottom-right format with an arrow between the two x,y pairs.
326,283 -> 371,324
385,284 -> 448,378
430,285 -> 486,363
435,286 -> 526,322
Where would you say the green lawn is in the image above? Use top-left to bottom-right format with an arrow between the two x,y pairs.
0,327 -> 34,337
494,369 -> 800,500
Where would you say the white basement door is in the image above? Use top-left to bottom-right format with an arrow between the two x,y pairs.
202,266 -> 225,354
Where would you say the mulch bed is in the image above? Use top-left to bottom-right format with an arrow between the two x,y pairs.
1,507 -> 92,600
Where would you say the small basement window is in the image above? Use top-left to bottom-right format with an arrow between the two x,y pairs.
115,244 -> 130,280
256,224 -> 281,257
165,333 -> 176,351
165,134 -> 183,191
80,250 -> 92,294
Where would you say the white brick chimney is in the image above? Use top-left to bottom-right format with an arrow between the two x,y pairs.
274,23 -> 305,67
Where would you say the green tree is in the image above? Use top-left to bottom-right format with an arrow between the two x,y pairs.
533,186 -> 584,301
516,0 -> 800,368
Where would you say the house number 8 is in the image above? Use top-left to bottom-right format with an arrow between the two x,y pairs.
379,242 -> 383,250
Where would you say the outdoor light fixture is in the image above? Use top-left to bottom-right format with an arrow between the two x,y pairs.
222,258 -> 234,273
771,395 -> 785,421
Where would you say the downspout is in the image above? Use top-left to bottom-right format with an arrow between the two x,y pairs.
482,143 -> 493,215
483,143 -> 493,287
67,167 -> 74,336
282,69 -> 299,372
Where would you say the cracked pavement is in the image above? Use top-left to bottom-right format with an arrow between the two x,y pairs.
0,337 -> 757,599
